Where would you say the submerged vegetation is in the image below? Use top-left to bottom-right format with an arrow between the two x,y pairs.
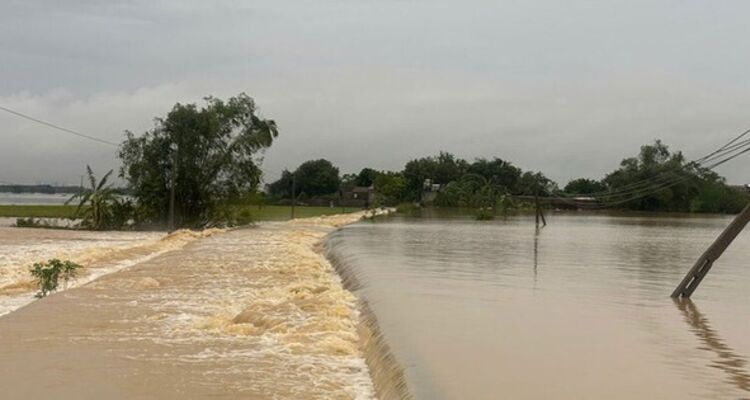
29,259 -> 82,298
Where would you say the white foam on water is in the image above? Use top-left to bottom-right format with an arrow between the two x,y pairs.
0,227 -> 220,317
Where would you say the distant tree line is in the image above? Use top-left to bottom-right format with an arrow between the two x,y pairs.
0,184 -> 85,194
55,91 -> 749,230
267,141 -> 748,215
579,140 -> 748,213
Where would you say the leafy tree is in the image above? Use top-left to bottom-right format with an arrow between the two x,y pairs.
267,159 -> 341,198
564,178 -> 606,195
603,140 -> 747,213
467,158 -> 522,193
66,165 -> 124,230
355,168 -> 378,187
119,93 -> 278,227
340,173 -> 359,190
435,174 -> 512,219
294,159 -> 341,196
603,140 -> 694,211
403,152 -> 469,200
266,169 -> 294,198
518,171 -> 558,196
373,171 -> 406,205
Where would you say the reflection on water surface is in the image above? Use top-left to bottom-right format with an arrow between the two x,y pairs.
329,212 -> 750,399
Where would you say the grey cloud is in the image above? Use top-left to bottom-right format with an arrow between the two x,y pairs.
2,0 -> 750,186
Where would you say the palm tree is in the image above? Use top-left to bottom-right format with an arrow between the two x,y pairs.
66,166 -> 118,230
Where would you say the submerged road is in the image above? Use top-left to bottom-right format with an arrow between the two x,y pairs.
0,214 -> 375,399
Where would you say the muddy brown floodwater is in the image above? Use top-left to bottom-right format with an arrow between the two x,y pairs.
0,214 -> 376,399
327,212 -> 750,400
3,211 -> 750,399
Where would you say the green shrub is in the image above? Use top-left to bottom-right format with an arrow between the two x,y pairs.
395,202 -> 419,213
29,259 -> 83,298
475,207 -> 495,220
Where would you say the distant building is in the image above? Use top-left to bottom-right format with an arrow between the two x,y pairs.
421,179 -> 443,204
339,186 -> 375,208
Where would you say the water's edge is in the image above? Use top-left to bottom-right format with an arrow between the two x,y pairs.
324,233 -> 412,400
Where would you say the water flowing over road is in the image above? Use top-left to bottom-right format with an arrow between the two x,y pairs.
0,213 -> 377,399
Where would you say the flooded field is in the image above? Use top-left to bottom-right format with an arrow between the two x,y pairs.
328,212 -> 750,399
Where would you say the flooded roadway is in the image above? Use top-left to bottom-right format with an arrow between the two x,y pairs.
0,214 -> 375,399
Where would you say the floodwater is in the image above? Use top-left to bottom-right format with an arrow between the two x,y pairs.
0,226 -> 219,316
0,214 -> 376,399
328,212 -> 750,399
0,192 -> 70,204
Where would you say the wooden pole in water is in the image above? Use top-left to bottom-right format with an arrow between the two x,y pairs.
672,202 -> 750,298
535,194 -> 547,228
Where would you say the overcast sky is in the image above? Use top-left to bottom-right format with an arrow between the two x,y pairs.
2,0 -> 750,186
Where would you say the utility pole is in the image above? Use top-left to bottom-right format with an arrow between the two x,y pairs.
339,189 -> 345,213
290,173 -> 296,219
79,175 -> 83,194
672,202 -> 750,298
168,142 -> 178,232
534,193 -> 547,229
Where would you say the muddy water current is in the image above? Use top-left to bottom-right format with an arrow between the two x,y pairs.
0,226 -> 219,316
0,214 -> 376,399
328,213 -> 750,399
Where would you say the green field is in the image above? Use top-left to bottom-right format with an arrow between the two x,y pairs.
0,205 -> 80,218
0,204 -> 358,222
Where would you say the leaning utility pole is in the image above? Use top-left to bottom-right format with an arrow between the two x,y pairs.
672,202 -> 750,298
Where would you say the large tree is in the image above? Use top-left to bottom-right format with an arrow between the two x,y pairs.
402,152 -> 469,200
267,159 -> 341,198
119,93 -> 278,227
563,178 -> 606,195
467,157 -> 522,193
602,140 -> 746,213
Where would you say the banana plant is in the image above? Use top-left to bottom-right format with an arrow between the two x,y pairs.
66,165 -> 118,230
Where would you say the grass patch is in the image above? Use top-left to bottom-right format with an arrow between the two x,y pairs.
0,204 -> 360,222
0,205 -> 80,218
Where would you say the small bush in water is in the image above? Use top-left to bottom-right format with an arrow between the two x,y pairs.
29,259 -> 83,298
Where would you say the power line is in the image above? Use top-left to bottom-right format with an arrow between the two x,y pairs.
0,105 -> 119,147
563,128 -> 750,200
554,132 -> 750,209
